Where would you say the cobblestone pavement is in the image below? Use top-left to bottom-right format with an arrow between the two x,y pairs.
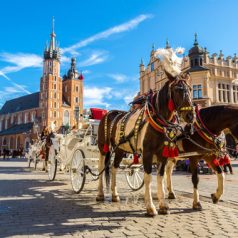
0,158 -> 238,238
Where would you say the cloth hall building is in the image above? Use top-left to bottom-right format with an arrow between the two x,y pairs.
140,34 -> 238,108
0,25 -> 84,151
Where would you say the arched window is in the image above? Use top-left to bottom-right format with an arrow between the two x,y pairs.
63,110 -> 70,126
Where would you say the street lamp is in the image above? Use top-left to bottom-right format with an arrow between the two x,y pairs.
74,106 -> 79,128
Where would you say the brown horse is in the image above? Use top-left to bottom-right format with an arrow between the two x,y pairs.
96,73 -> 194,216
165,104 -> 238,210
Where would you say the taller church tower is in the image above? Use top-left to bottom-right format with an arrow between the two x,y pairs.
40,18 -> 62,129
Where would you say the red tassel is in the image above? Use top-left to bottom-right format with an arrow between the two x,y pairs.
133,153 -> 139,164
168,98 -> 175,112
169,147 -> 175,158
174,147 -> 179,157
223,154 -> 230,165
103,144 -> 109,153
212,158 -> 220,167
219,158 -> 225,166
162,145 -> 170,158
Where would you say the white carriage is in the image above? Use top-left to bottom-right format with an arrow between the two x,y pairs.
47,118 -> 145,193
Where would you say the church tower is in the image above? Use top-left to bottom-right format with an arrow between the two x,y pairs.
40,18 -> 62,129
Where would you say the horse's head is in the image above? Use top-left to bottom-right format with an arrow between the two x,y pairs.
155,47 -> 184,77
169,78 -> 194,124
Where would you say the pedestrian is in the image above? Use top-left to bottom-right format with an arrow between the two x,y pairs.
224,163 -> 233,174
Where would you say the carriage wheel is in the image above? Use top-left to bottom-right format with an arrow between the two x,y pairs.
48,147 -> 57,181
125,166 -> 144,191
70,149 -> 86,194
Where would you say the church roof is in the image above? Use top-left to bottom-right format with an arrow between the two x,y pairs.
0,122 -> 34,136
0,92 -> 39,115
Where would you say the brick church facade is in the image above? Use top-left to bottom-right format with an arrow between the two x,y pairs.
0,23 -> 84,152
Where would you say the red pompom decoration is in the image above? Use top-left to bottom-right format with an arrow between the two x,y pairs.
133,153 -> 139,164
212,158 -> 220,167
219,158 -> 225,166
168,98 -> 175,112
103,144 -> 109,153
169,147 -> 175,158
162,145 -> 170,158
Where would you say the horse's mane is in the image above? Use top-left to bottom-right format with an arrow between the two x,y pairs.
156,80 -> 171,117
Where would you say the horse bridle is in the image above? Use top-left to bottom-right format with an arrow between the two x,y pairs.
169,79 -> 194,115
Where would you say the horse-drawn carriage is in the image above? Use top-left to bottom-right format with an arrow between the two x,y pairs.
47,113 -> 145,193
32,46 -> 236,217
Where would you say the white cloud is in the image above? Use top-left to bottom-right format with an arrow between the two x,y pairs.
78,51 -> 109,67
0,53 -> 42,74
84,86 -> 112,108
0,70 -> 31,94
62,14 -> 153,54
107,73 -> 127,83
107,73 -> 139,83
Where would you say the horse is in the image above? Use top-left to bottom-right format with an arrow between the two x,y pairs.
165,104 -> 238,210
96,47 -> 195,216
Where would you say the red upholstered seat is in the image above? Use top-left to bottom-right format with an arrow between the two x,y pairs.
90,108 -> 108,120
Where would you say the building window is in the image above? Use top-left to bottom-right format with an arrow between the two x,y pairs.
54,76 -> 57,81
192,85 -> 202,99
151,62 -> 154,72
54,92 -> 57,99
76,86 -> 79,92
75,97 -> 79,103
195,59 -> 198,66
218,83 -> 230,103
200,58 -> 202,66
54,111 -> 57,118
233,85 -> 238,103
54,102 -> 57,108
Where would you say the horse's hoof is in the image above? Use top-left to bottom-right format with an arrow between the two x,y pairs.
158,205 -> 170,215
96,194 -> 105,201
211,193 -> 219,204
168,192 -> 176,199
193,201 -> 202,210
146,207 -> 158,217
112,195 -> 120,202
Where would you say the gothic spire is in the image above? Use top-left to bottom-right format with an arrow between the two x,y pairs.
50,16 -> 56,51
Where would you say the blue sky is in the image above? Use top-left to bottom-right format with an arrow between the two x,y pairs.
1,0 -> 238,110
